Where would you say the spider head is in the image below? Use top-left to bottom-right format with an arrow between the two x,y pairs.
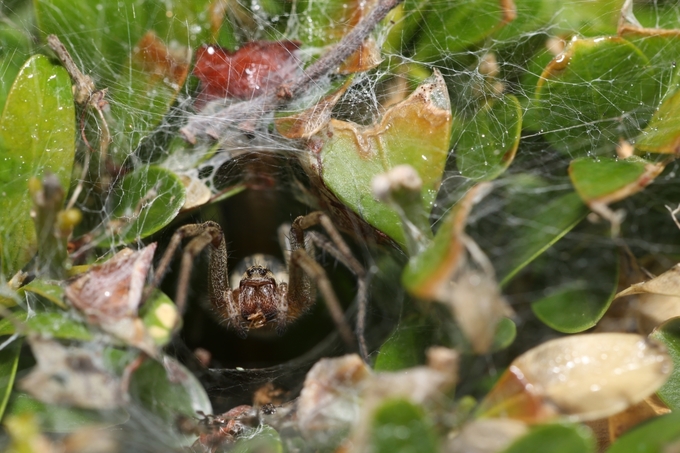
238,265 -> 279,330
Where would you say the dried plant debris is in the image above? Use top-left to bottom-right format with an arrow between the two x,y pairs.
445,265 -> 514,354
190,406 -> 260,453
616,264 -> 680,299
64,244 -> 159,355
447,418 -> 529,453
4,413 -> 119,453
296,347 -> 458,445
479,333 -> 671,422
19,337 -> 123,409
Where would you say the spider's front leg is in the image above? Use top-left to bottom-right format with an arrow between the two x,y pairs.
152,221 -> 246,337
286,212 -> 367,358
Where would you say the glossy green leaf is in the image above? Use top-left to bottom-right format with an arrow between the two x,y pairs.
650,318 -> 680,410
0,25 -> 31,113
607,412 -> 680,453
500,424 -> 595,453
299,0 -> 360,49
534,37 -> 658,157
551,0 -> 623,35
0,54 -> 75,278
569,157 -> 663,205
232,425 -> 282,453
455,94 -> 522,181
492,0 -> 552,42
636,88 -> 680,154
531,243 -> 619,333
496,191 -> 587,285
0,311 -> 92,341
6,392 -> 128,432
104,166 -> 186,246
20,279 -> 66,309
0,339 -> 22,421
370,399 -> 438,453
383,0 -> 428,54
139,290 -> 179,347
492,317 -> 517,352
402,183 -> 487,299
128,355 -> 211,428
374,316 -> 429,372
414,0 -> 515,61
320,72 -> 451,247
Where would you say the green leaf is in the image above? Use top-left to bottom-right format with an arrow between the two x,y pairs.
531,242 -> 619,333
492,0 -> 553,42
373,316 -> 429,372
402,183 -> 486,300
370,399 -> 438,453
128,355 -> 211,428
0,311 -> 92,341
534,37 -> 658,157
607,412 -> 680,453
635,88 -> 680,154
0,339 -> 22,421
20,279 -> 66,309
500,424 -> 595,453
569,157 -> 663,206
491,317 -> 517,352
103,166 -> 186,246
650,318 -> 680,410
299,0 -> 362,48
319,72 -> 451,247
497,191 -> 588,285
455,94 -> 522,181
0,54 -> 75,278
414,0 -> 515,61
551,0 -> 623,35
0,25 -> 32,113
6,392 -> 128,432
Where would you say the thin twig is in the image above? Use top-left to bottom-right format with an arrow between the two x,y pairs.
47,35 -> 95,105
48,35 -> 112,209
180,0 -> 404,144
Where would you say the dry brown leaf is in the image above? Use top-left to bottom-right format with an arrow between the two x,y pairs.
65,244 -> 158,355
616,264 -> 680,299
478,333 -> 671,423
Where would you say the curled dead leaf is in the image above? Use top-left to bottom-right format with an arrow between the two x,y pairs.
616,264 -> 680,299
64,244 -> 159,355
478,333 -> 671,422
296,347 -> 459,444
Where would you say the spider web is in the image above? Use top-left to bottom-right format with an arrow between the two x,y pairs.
3,0 -> 680,449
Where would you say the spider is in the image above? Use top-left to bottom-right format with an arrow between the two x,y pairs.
150,211 -> 368,359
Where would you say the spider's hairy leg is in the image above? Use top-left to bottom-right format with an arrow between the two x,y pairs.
151,221 -> 244,337
289,248 -> 356,349
290,212 -> 368,360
